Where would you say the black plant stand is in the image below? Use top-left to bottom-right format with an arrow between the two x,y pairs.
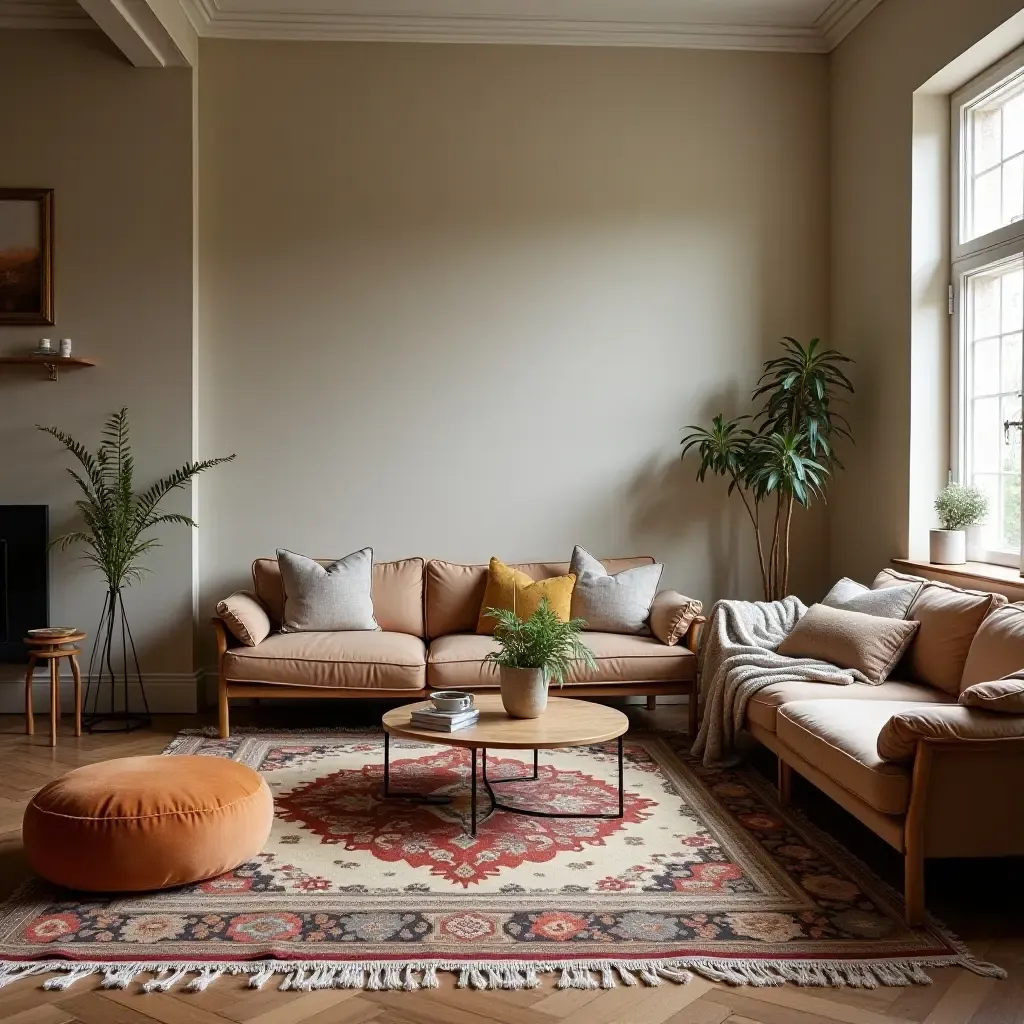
83,588 -> 151,733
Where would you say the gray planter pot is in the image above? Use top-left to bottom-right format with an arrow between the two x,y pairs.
499,666 -> 548,719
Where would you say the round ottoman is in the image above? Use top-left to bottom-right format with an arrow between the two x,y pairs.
23,755 -> 273,893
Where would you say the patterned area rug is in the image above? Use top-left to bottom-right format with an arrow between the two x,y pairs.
0,728 -> 1003,993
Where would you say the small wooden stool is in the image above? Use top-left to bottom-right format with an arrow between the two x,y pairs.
24,633 -> 85,747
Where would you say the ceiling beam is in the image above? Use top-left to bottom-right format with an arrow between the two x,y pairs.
76,0 -> 196,66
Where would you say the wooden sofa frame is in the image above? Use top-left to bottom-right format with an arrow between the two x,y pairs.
775,735 -> 1024,925
212,616 -> 706,741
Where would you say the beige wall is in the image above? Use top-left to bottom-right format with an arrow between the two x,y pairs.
0,31 -> 196,705
197,40 -> 831,631
830,0 -> 1024,584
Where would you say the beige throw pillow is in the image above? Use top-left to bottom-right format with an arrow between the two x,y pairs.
873,570 -> 1006,694
216,591 -> 271,647
822,577 -> 921,618
649,590 -> 703,646
777,604 -> 919,685
960,603 -> 1024,690
959,676 -> 1024,714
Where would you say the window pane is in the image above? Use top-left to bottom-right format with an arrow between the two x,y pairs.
1003,266 -> 1024,332
1005,474 -> 1022,550
975,337 -> 1000,394
1002,332 -> 1022,393
974,167 -> 1003,236
973,396 -> 1002,472
1004,154 -> 1024,225
973,473 -> 1001,551
1005,92 -> 1024,159
974,270 -> 1002,338
975,106 -> 1002,172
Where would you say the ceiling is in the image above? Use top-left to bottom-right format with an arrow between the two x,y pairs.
0,0 -> 886,52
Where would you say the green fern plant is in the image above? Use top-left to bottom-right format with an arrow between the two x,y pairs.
484,598 -> 596,686
38,408 -> 235,591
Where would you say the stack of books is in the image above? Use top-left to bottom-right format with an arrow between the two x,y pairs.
410,706 -> 480,732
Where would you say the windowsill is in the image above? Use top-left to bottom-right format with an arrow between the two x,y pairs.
892,558 -> 1024,596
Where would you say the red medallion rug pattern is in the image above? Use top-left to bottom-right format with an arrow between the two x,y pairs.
0,729 -> 1003,994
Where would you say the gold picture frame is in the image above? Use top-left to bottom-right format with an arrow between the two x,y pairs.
0,188 -> 54,325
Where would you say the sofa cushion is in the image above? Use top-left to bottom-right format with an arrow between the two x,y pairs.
745,678 -> 953,733
216,591 -> 271,647
277,548 -> 378,632
877,704 -> 1024,762
253,557 -> 425,637
476,558 -> 575,634
569,545 -> 663,635
960,603 -> 1024,690
822,577 -> 921,619
874,569 -> 1006,694
427,631 -> 695,690
424,556 -> 655,640
649,590 -> 703,646
776,604 -> 919,684
960,676 -> 1024,713
224,631 -> 426,690
776,701 -> 917,815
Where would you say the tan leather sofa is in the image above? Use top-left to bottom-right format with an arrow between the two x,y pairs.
213,555 -> 704,740
746,568 -> 1024,924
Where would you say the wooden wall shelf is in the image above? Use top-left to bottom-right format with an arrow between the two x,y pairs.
0,356 -> 96,382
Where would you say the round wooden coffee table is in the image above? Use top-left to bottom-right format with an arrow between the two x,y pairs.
381,694 -> 629,835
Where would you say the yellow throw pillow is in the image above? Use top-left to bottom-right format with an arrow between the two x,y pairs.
476,558 -> 576,634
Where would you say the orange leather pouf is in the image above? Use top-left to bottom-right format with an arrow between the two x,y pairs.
23,755 -> 274,893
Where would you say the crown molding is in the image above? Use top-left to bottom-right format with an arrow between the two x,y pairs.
817,0 -> 887,48
0,0 -> 93,29
1,0 -> 887,52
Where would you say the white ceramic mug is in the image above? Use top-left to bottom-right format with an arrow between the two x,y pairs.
431,690 -> 474,713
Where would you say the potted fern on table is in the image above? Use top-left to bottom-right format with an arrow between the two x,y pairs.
484,598 -> 596,718
38,409 -> 235,731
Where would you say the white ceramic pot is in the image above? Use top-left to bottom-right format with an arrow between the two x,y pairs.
499,666 -> 548,719
929,529 -> 966,565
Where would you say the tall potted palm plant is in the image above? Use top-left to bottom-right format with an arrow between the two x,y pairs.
681,338 -> 854,601
39,409 -> 235,730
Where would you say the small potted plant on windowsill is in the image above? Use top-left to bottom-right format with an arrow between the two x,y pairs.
484,598 -> 596,719
931,482 -> 989,565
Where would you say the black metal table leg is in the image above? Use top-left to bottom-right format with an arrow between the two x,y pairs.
471,747 -> 478,835
379,731 -> 452,805
384,730 -> 390,797
618,734 -> 624,818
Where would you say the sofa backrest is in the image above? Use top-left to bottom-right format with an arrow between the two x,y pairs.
424,556 -> 655,640
961,602 -> 1024,690
874,567 -> 1007,694
252,557 -> 425,637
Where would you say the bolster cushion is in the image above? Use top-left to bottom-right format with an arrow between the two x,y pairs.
877,705 -> 1024,762
649,590 -> 703,646
216,590 -> 272,647
959,676 -> 1024,714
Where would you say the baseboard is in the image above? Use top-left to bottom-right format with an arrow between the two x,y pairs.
2,671 -> 199,715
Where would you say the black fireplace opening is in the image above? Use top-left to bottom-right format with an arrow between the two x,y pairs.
0,506 -> 49,663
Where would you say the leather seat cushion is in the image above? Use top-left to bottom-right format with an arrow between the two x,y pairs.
224,631 -> 426,690
776,700 -> 921,815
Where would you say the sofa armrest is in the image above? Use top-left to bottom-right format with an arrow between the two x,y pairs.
878,705 -> 1024,762
215,590 -> 272,647
650,591 -> 703,647
685,616 -> 706,654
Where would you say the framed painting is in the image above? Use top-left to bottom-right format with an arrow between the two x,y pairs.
0,188 -> 53,325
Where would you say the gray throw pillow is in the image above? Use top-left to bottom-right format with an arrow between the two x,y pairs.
569,545 -> 663,635
277,548 -> 378,632
822,576 -> 921,619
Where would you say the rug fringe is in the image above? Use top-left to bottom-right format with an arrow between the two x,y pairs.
4,952 -> 1006,994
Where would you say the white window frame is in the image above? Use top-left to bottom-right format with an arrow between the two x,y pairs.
951,44 -> 1024,569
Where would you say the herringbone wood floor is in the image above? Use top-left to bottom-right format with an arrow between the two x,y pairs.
0,703 -> 1019,1024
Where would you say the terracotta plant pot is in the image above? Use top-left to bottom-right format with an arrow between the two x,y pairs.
929,529 -> 966,565
499,666 -> 548,719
